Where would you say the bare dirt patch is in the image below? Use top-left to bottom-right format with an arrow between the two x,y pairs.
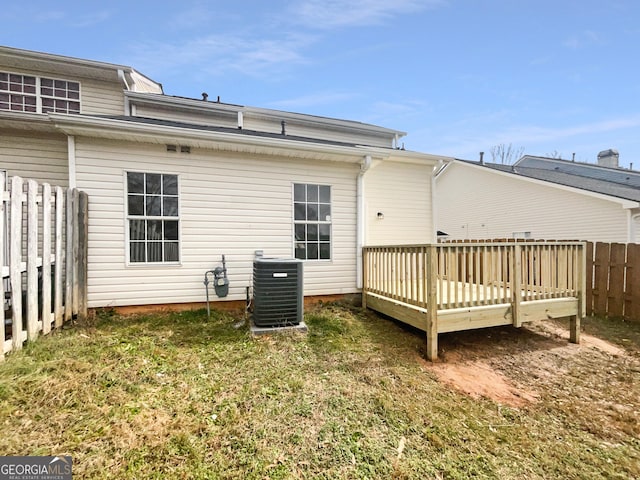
426,359 -> 539,407
419,319 -> 635,408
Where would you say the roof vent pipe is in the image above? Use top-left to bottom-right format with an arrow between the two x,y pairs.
281,120 -> 287,135
572,152 -> 575,162
479,151 -> 484,165
202,92 -> 208,101
237,111 -> 244,130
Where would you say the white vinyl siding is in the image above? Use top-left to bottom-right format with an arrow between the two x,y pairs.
81,77 -> 124,115
0,132 -> 68,186
365,161 -> 434,245
437,162 -> 631,243
74,138 -> 359,307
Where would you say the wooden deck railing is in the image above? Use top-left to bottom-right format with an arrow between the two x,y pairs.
363,242 -> 585,309
362,242 -> 586,360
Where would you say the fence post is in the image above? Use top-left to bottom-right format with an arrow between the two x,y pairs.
426,245 -> 438,361
64,188 -> 73,322
72,189 -> 80,316
26,180 -> 39,341
585,242 -> 594,316
0,172 -> 5,361
625,243 -> 640,321
77,191 -> 88,319
42,183 -> 52,335
511,244 -> 522,327
10,176 -> 23,352
570,243 -> 585,344
54,187 -> 64,328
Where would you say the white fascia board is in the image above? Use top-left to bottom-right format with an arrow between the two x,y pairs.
243,106 -> 406,138
445,160 -> 640,209
367,147 -> 455,166
0,110 -> 57,132
126,92 -> 405,138
126,92 -> 240,115
47,114 -> 379,163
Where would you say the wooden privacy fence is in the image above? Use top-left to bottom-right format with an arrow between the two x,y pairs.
1,173 -> 88,360
588,242 -> 640,321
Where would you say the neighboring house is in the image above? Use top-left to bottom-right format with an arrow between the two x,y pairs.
436,154 -> 640,243
1,46 -> 453,308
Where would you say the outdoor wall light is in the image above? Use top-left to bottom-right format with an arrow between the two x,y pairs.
377,212 -> 384,220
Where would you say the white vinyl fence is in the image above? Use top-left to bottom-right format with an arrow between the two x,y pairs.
1,173 -> 88,360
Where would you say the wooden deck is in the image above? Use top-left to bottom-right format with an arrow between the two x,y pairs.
362,242 -> 586,360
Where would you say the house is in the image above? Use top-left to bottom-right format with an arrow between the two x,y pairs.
436,154 -> 640,243
1,45 -> 453,309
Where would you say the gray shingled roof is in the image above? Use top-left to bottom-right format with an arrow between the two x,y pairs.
458,157 -> 640,203
515,156 -> 640,188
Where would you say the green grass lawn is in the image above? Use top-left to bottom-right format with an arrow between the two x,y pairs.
0,303 -> 639,479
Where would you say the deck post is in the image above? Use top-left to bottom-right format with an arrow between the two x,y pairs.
362,247 -> 368,310
426,244 -> 438,361
570,243 -> 585,344
511,244 -> 522,327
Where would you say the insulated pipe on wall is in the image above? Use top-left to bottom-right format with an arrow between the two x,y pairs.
356,155 -> 372,289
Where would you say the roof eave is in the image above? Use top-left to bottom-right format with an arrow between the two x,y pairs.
48,113 -> 388,163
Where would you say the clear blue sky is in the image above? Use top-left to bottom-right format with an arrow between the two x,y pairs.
3,0 -> 639,167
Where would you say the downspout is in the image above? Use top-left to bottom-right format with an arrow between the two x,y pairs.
117,69 -> 131,91
118,70 -> 133,116
356,155 -> 373,289
431,159 -> 444,243
67,135 -> 76,189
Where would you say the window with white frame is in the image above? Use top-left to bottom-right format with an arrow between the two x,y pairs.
293,183 -> 331,260
126,172 -> 179,264
0,72 -> 80,114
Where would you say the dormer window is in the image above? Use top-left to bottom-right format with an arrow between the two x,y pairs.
0,72 -> 80,114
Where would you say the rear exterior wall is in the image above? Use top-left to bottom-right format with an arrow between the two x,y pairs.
365,161 -> 434,245
436,163 -> 630,242
74,137 -> 361,307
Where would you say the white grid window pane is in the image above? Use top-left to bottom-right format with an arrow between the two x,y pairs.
127,171 -> 179,264
293,183 -> 331,261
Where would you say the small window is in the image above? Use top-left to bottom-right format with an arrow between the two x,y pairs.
293,183 -> 331,260
126,171 -> 179,264
0,71 -> 80,114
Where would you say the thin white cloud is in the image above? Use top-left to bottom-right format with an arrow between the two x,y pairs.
130,32 -> 314,80
289,0 -> 445,29
68,10 -> 112,28
268,91 -> 359,109
563,30 -> 603,49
